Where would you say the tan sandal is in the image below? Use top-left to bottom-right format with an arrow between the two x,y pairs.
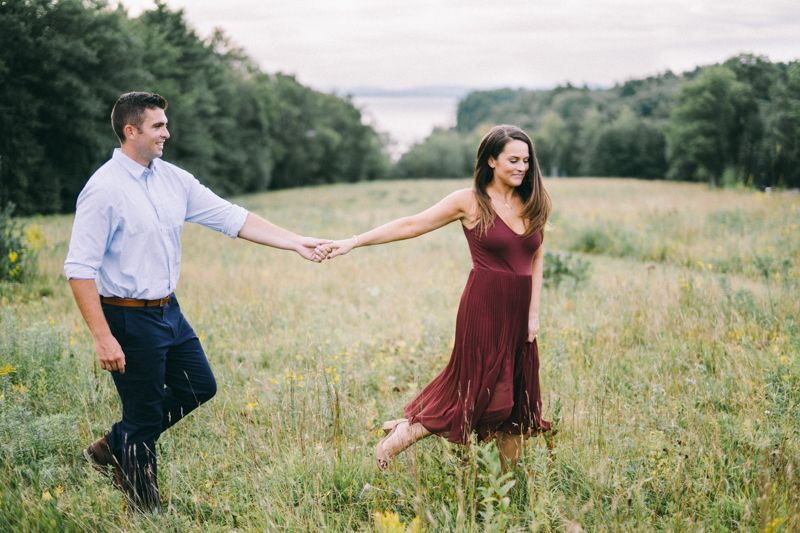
381,418 -> 407,435
376,420 -> 411,471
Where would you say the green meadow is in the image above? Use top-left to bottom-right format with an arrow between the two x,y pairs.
1,179 -> 799,532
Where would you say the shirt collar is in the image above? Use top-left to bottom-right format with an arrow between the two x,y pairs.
112,148 -> 161,179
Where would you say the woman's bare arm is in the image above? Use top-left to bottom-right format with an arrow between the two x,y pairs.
528,244 -> 544,342
325,189 -> 476,258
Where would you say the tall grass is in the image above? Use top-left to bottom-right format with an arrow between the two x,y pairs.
0,179 -> 797,532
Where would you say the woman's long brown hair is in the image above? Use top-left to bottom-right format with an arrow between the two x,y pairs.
473,125 -> 551,238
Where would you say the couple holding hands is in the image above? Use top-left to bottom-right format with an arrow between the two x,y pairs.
66,92 -> 554,513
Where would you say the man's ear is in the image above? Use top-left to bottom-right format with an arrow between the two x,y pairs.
123,124 -> 138,142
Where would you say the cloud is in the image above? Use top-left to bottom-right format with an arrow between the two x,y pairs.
119,0 -> 800,89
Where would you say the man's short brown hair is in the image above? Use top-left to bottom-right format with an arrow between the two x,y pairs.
110,92 -> 168,143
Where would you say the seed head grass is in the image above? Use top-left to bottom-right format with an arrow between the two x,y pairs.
0,179 -> 798,531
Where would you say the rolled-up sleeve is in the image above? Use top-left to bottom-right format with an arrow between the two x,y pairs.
64,184 -> 115,280
184,176 -> 248,238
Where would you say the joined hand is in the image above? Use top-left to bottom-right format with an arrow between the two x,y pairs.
324,237 -> 357,259
308,237 -> 357,261
299,237 -> 333,262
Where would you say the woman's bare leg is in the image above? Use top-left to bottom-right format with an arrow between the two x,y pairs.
377,421 -> 432,469
384,421 -> 432,456
496,431 -> 523,473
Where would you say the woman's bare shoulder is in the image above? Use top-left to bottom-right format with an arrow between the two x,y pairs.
445,188 -> 477,207
445,188 -> 480,226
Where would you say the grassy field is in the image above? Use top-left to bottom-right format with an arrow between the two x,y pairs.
1,178 -> 799,532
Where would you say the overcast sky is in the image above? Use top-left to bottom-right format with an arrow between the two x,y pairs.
118,0 -> 800,91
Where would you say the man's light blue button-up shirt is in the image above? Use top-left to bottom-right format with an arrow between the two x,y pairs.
64,149 -> 249,299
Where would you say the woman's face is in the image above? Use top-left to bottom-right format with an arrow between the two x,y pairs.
488,140 -> 529,188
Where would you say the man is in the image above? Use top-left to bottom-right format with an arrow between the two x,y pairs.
65,92 -> 328,512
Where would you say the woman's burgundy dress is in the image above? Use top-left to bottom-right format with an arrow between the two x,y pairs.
404,215 -> 551,444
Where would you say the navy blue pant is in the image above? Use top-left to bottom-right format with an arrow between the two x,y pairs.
102,294 -> 216,510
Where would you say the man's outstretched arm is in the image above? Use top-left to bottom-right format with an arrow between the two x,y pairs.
237,213 -> 331,262
69,279 -> 126,374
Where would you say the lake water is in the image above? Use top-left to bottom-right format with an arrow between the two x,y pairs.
352,96 -> 459,161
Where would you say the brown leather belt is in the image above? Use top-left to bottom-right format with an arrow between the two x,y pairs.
101,295 -> 171,307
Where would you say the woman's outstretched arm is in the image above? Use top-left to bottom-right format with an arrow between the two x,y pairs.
325,189 -> 474,259
528,244 -> 544,342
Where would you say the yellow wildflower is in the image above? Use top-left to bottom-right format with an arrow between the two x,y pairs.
373,511 -> 422,533
244,401 -> 258,415
8,250 -> 18,263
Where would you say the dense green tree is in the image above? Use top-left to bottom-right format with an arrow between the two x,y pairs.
392,129 -> 479,179
724,54 -> 782,101
0,0 -> 386,215
587,107 -> 667,179
532,112 -> 569,176
395,56 -> 799,184
616,71 -> 680,119
764,63 -> 800,188
665,66 -> 757,184
456,89 -> 518,132
131,4 -> 274,196
404,55 -> 797,185
451,78 -> 679,179
267,74 -> 386,189
0,0 -> 147,214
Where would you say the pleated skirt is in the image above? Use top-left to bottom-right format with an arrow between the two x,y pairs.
404,268 -> 551,444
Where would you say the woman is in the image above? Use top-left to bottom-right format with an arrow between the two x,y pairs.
322,125 -> 553,471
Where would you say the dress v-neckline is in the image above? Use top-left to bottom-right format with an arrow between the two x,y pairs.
494,211 -> 526,237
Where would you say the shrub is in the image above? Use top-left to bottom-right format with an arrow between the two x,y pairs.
391,129 -> 481,179
0,479 -> 84,533
0,203 -> 43,283
0,407 -> 80,464
570,226 -> 615,255
544,250 -> 591,288
567,222 -> 637,258
0,310 -> 77,415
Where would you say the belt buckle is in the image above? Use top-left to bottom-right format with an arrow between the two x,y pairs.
158,297 -> 167,307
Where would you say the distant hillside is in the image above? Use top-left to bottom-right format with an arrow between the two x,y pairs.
456,72 -> 683,133
342,86 -> 475,99
393,55 -> 800,189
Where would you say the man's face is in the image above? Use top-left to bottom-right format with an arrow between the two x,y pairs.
128,107 -> 170,165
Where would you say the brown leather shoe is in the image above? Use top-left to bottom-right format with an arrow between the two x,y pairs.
84,435 -> 124,490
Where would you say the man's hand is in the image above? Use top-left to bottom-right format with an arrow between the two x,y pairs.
297,237 -> 332,262
69,278 -> 127,374
238,213 -> 332,261
95,333 -> 126,374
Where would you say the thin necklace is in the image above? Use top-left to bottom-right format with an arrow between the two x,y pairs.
491,194 -> 514,209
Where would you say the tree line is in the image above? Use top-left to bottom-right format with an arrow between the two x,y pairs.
0,0 -> 388,216
394,55 -> 800,189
